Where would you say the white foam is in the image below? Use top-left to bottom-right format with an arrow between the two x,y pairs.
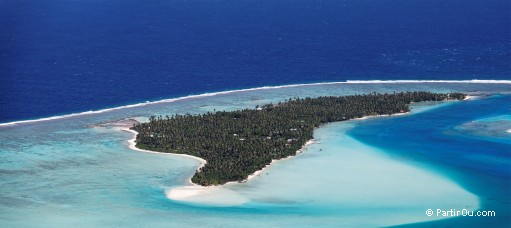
345,79 -> 511,84
1,79 -> 509,127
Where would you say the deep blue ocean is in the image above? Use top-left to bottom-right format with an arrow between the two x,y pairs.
1,0 -> 510,123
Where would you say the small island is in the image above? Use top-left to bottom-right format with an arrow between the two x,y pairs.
131,92 -> 465,186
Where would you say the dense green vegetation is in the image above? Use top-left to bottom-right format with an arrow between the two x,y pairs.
131,92 -> 465,186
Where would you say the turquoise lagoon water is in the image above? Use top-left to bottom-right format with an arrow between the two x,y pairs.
0,82 -> 510,227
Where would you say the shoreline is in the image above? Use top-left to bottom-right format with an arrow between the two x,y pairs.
1,80 -> 506,127
123,96 -> 467,202
121,125 -> 317,200
236,139 -> 315,183
124,123 -> 314,196
353,111 -> 409,120
122,127 -> 207,172
463,95 -> 477,100
121,127 -> 214,200
123,110 -> 421,201
164,139 -> 315,201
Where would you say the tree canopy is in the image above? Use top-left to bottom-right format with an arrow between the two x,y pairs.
131,92 -> 465,186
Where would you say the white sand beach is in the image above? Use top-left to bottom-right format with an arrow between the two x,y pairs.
122,127 -> 311,203
464,95 -> 477,100
121,124 -> 318,203
120,127 -> 221,202
122,127 -> 207,169
165,139 -> 315,203
354,112 -> 409,120
237,139 -> 315,182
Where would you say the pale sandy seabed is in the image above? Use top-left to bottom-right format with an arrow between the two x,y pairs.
119,101 -> 479,227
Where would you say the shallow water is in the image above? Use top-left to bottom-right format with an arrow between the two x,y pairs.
454,114 -> 511,145
0,82 -> 510,227
350,94 -> 511,226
